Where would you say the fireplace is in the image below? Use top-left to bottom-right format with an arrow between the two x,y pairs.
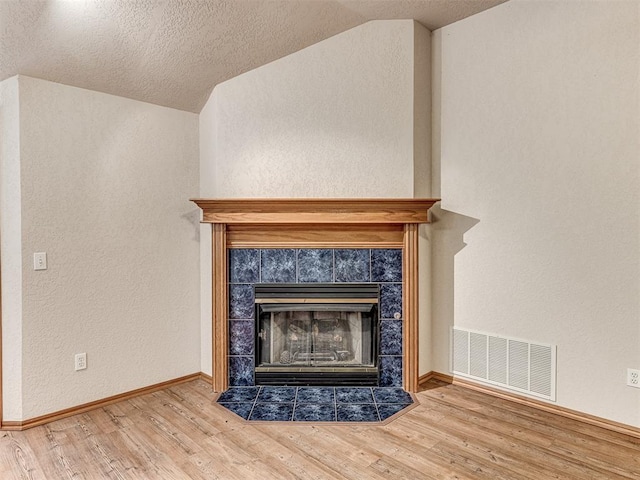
254,284 -> 379,386
190,198 -> 439,393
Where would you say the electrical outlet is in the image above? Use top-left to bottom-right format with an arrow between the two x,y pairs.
75,353 -> 87,371
627,368 -> 640,388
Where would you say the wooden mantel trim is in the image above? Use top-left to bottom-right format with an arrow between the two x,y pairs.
403,224 -> 420,392
191,198 -> 440,393
190,198 -> 439,225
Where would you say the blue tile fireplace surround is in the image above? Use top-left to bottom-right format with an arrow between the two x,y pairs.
218,248 -> 415,422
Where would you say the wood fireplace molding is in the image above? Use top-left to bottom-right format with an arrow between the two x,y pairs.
191,198 -> 440,393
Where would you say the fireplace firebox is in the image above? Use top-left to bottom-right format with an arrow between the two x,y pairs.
254,284 -> 379,386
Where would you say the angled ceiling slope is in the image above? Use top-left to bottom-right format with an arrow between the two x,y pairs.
0,0 -> 507,113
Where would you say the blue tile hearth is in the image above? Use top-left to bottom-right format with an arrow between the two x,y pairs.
217,386 -> 260,403
257,386 -> 297,403
294,403 -> 336,422
250,403 -> 295,421
373,387 -> 413,404
296,387 -> 335,404
336,403 -> 380,422
335,387 -> 374,404
217,386 -> 414,423
218,402 -> 254,420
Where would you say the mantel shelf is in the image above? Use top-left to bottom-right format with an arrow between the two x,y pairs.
190,198 -> 440,224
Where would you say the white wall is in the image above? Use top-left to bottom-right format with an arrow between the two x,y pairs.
200,20 -> 423,199
0,76 -> 23,420
432,0 -> 640,426
3,76 -> 200,420
199,20 -> 432,376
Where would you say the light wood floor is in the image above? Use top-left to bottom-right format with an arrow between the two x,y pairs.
1,378 -> 639,479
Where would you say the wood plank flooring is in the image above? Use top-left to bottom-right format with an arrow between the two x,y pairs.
1,378 -> 639,479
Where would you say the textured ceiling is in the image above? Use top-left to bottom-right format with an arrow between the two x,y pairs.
0,0 -> 507,113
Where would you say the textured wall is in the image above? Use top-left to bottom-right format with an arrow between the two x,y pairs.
6,76 -> 200,420
0,76 -> 23,420
432,0 -> 640,426
200,20 -> 417,199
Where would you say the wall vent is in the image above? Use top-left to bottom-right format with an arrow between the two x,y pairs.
451,327 -> 556,401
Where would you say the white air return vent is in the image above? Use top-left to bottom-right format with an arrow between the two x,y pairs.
451,327 -> 556,401
453,328 -> 469,374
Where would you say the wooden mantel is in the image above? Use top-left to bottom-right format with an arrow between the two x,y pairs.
191,198 -> 440,393
191,198 -> 438,224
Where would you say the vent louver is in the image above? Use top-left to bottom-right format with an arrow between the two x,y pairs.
451,327 -> 556,401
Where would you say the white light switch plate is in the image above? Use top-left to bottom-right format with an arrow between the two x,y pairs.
34,252 -> 47,270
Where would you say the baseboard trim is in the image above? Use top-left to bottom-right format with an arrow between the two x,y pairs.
1,372 -> 202,431
5,370 -> 639,439
419,371 -> 640,440
418,371 -> 439,386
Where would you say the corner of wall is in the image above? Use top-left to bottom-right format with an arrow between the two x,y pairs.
0,74 -> 23,421
412,20 -> 431,199
429,29 -> 442,200
411,21 -> 434,375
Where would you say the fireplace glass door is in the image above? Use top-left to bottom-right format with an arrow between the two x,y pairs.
254,284 -> 379,386
259,308 -> 374,367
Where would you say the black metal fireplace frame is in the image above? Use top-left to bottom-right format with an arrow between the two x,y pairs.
254,283 -> 380,386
